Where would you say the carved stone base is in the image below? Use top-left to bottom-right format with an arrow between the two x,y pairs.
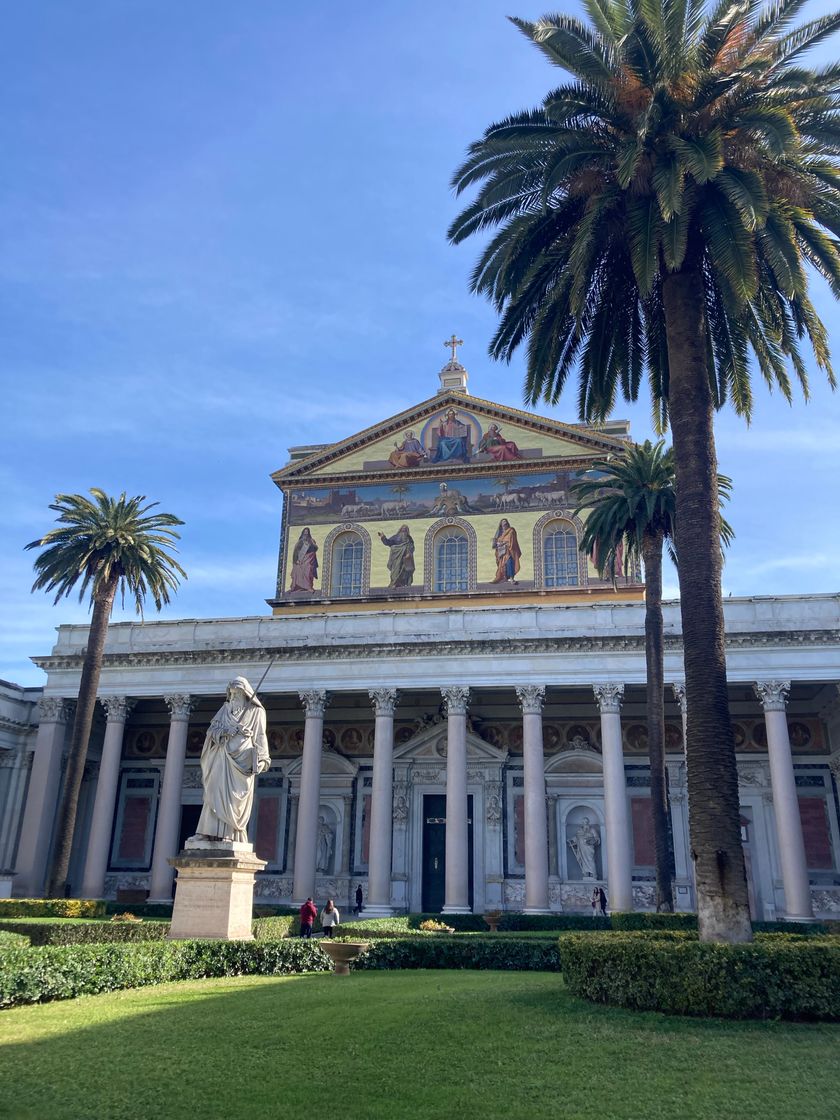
168,845 -> 267,941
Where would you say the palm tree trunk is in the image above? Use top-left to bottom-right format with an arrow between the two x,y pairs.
663,264 -> 752,943
47,578 -> 117,898
642,528 -> 674,912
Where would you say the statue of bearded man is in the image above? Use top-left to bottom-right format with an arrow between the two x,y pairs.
191,676 -> 271,844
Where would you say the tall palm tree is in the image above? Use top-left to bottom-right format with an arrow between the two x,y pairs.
573,440 -> 733,912
449,1 -> 839,942
27,490 -> 186,897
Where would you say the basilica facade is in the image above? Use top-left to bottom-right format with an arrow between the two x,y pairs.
3,356 -> 840,920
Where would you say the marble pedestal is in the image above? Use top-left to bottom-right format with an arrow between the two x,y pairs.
167,839 -> 266,941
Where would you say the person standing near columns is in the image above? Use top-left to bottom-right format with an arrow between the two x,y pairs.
593,683 -> 633,913
14,698 -> 73,897
366,688 -> 398,917
442,685 -> 471,914
148,695 -> 194,902
80,696 -> 135,898
292,690 -> 328,904
516,685 -> 550,913
754,681 -> 813,920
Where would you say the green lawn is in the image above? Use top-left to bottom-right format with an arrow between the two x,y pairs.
0,971 -> 838,1120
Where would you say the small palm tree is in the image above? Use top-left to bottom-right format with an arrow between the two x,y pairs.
27,490 -> 186,897
573,441 -> 732,912
449,1 -> 840,942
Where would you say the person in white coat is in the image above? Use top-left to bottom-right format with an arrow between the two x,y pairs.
320,899 -> 340,935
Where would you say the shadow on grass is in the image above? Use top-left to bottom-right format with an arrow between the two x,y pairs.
1,971 -> 839,1120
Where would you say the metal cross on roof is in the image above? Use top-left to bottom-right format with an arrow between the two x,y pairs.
444,334 -> 464,363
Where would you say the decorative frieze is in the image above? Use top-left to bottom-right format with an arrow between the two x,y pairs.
37,697 -> 73,723
393,782 -> 409,825
671,682 -> 687,718
754,680 -> 790,713
485,782 -> 502,826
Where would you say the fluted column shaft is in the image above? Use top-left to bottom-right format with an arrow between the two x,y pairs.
14,698 -> 72,897
81,697 -> 135,898
148,695 -> 193,901
594,683 -> 633,912
755,681 -> 813,920
366,688 -> 397,917
292,691 -> 328,904
442,686 -> 471,914
517,685 -> 550,913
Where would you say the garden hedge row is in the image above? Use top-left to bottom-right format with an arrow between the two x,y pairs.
0,938 -> 331,1008
560,931 -> 840,1020
0,919 -> 170,946
353,936 -> 561,972
0,899 -> 106,919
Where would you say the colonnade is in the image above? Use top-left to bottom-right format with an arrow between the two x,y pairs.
11,680 -> 817,919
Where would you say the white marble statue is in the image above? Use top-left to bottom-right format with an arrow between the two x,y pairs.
191,676 -> 271,844
316,815 -> 335,871
568,816 -> 600,879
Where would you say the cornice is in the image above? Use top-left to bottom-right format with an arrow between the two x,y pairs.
29,627 -> 840,672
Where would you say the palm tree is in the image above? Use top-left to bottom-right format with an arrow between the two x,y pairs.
449,1 -> 839,941
26,490 -> 186,897
573,440 -> 733,912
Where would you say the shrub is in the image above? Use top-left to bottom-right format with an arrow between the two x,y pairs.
418,919 -> 455,933
252,916 -> 297,940
0,930 -> 29,948
104,901 -> 173,919
560,931 -> 840,1020
0,919 -> 169,946
609,911 -> 698,931
354,936 -> 561,972
0,899 -> 106,919
0,938 -> 331,1009
752,920 -> 830,936
498,913 -> 611,932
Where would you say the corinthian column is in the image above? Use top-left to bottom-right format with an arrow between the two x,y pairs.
516,685 -> 550,913
366,688 -> 398,917
593,682 -> 632,912
755,680 -> 813,920
442,686 -> 471,914
292,690 -> 328,904
80,697 -> 135,898
148,695 -> 194,902
14,698 -> 73,897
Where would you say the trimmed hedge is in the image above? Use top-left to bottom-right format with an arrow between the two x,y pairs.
0,938 -> 332,1008
0,919 -> 169,946
498,913 -> 611,932
353,936 -> 561,972
252,916 -> 297,940
0,899 -> 106,919
0,930 -> 29,948
560,931 -> 840,1020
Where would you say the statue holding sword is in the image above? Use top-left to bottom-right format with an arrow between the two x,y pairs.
190,668 -> 273,845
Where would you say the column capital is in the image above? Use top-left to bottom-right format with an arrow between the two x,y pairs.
164,694 -> 195,721
754,680 -> 790,712
829,752 -> 840,781
593,682 -> 624,714
441,686 -> 470,715
100,696 -> 136,723
300,690 -> 328,717
670,681 -> 687,717
515,685 -> 545,714
37,697 -> 73,724
369,688 -> 398,717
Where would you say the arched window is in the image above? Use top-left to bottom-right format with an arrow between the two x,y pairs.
543,522 -> 579,587
435,528 -> 468,592
331,531 -> 364,597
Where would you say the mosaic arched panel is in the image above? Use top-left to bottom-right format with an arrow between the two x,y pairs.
423,517 -> 478,593
320,523 -> 371,599
532,510 -> 589,589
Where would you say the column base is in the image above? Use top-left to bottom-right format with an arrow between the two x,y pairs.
781,912 -> 816,923
167,845 -> 266,940
359,905 -> 394,919
522,907 -> 552,915
441,905 -> 472,915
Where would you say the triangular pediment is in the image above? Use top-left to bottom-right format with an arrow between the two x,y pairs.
393,720 -> 508,763
545,749 -> 603,776
272,392 -> 626,486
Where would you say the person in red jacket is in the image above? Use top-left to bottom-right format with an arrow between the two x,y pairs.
299,897 -> 317,939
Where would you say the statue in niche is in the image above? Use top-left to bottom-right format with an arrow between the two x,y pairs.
430,408 -> 470,463
568,817 -> 600,879
378,525 -> 415,587
190,677 -> 271,844
316,815 -> 335,871
289,528 -> 319,592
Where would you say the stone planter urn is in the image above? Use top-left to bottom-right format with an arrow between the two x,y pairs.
483,911 -> 502,933
320,940 -> 370,976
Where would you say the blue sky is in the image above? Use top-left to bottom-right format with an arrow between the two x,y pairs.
2,2 -> 839,687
